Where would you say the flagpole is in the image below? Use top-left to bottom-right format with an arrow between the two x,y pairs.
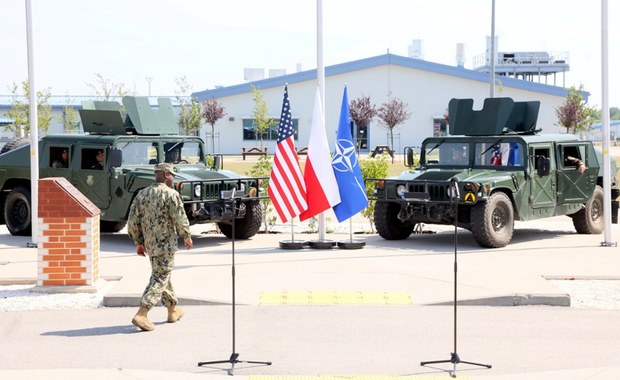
26,0 -> 39,247
600,0 -> 614,246
316,0 -> 327,241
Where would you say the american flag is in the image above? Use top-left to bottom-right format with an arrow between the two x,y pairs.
268,86 -> 307,223
490,143 -> 502,165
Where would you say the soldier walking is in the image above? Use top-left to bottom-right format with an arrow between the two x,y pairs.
127,163 -> 193,331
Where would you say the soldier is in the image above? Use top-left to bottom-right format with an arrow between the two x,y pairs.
52,149 -> 69,168
127,162 -> 193,331
565,155 -> 586,173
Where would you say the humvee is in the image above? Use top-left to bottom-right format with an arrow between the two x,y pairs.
370,97 -> 619,248
0,96 -> 266,238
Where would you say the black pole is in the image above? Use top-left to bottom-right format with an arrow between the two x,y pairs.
420,178 -> 491,377
198,188 -> 271,375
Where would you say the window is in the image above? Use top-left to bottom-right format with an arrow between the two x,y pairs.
242,118 -> 299,141
163,141 -> 204,164
50,147 -> 70,168
120,142 -> 156,165
561,145 -> 585,169
83,148 -> 105,170
432,118 -> 448,136
424,142 -> 469,166
474,142 -> 524,167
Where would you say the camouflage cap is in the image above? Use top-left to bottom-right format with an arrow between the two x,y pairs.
154,162 -> 177,176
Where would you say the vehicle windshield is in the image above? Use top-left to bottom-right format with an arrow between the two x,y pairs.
423,140 -> 525,168
163,140 -> 204,165
424,142 -> 470,166
474,141 -> 524,167
120,140 -> 205,165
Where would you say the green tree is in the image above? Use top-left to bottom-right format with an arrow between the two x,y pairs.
377,97 -> 411,161
202,98 -> 227,154
245,154 -> 275,233
359,153 -> 389,233
555,85 -> 597,134
251,86 -> 275,146
86,73 -> 135,100
62,95 -> 80,133
4,80 -> 52,137
175,76 -> 202,135
610,107 -> 620,120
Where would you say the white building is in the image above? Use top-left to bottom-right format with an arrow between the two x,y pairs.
1,53 -> 575,154
193,53 -> 573,155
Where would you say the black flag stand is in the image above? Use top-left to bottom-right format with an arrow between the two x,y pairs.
420,178 -> 491,378
198,189 -> 272,375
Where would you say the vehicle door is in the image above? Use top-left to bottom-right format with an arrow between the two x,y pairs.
71,146 -> 111,210
556,143 -> 596,204
528,144 -> 556,208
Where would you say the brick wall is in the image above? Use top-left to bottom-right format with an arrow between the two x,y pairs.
37,178 -> 101,287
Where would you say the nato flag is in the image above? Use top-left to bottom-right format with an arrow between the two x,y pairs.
332,86 -> 368,223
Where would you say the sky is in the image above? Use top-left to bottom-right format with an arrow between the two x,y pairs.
1,0 -> 618,107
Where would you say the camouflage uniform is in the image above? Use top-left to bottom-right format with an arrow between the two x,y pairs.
127,182 -> 191,309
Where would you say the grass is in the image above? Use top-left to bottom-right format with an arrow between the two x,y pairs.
221,154 -> 408,177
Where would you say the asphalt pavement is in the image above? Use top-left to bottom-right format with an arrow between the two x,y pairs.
1,216 -> 619,379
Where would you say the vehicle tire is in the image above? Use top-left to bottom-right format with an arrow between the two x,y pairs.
572,185 -> 604,234
100,220 -> 127,233
0,137 -> 30,155
4,186 -> 32,236
471,191 -> 514,248
374,201 -> 416,240
217,200 -> 262,239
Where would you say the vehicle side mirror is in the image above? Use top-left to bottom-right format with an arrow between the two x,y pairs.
405,147 -> 415,167
109,148 -> 122,168
536,155 -> 550,176
212,154 -> 223,170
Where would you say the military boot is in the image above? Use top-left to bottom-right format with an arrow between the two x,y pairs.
167,305 -> 184,323
132,306 -> 155,331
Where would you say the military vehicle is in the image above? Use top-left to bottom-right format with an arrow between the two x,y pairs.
370,97 -> 619,248
0,96 -> 265,238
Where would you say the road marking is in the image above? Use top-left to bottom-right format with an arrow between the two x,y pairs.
259,291 -> 412,305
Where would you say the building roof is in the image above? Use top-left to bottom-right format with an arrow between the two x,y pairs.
192,53 -> 573,101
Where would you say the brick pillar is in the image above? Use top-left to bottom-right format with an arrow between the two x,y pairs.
37,177 -> 101,290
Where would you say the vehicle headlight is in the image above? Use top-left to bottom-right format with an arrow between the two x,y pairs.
193,184 -> 202,198
396,184 -> 406,197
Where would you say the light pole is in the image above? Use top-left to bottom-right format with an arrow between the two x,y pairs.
145,77 -> 153,96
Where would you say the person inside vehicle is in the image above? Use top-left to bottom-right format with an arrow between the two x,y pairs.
90,150 -> 105,170
52,149 -> 69,168
165,147 -> 182,164
565,155 -> 586,173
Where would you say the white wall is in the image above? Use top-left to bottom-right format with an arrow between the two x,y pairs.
205,64 -> 567,155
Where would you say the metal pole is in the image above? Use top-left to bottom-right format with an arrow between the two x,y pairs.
26,0 -> 39,246
490,0 -> 496,98
317,0 -> 327,240
600,0 -> 614,246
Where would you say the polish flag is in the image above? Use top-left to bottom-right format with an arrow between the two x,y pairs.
299,87 -> 341,221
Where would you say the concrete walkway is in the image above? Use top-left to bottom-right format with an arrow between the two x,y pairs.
1,217 -> 619,379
